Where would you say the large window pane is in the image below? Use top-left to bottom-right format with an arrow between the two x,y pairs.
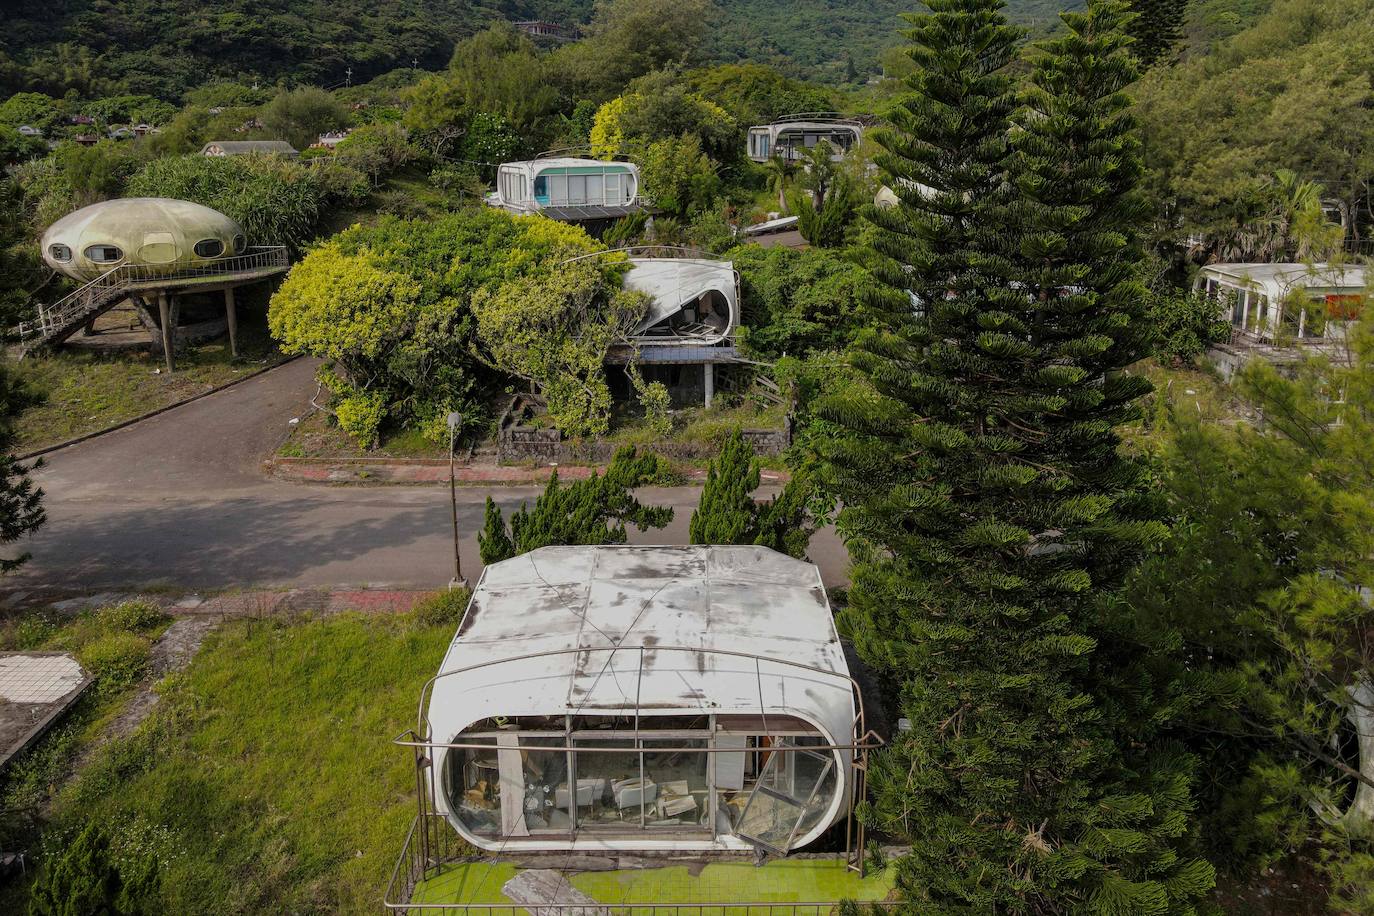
643,739 -> 708,829
446,739 -> 501,837
572,738 -> 642,827
519,737 -> 571,832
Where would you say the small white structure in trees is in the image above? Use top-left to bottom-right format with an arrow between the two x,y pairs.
201,139 -> 298,158
747,114 -> 863,163
1195,262 -> 1367,375
486,157 -> 644,222
1194,262 -> 1367,341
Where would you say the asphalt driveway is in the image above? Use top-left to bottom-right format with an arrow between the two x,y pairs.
8,360 -> 849,594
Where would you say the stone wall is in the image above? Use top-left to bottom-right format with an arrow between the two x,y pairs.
496,405 -> 792,465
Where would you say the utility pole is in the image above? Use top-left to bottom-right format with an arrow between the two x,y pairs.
345,66 -> 352,88
447,412 -> 467,590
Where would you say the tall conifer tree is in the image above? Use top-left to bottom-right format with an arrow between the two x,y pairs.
1125,0 -> 1185,68
816,0 -> 1211,909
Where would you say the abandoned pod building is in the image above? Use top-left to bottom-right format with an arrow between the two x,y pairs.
41,197 -> 250,282
403,545 -> 881,856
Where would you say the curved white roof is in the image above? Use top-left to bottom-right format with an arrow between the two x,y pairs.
1196,262 -> 1368,299
623,257 -> 738,339
426,546 -> 854,745
502,157 -> 639,173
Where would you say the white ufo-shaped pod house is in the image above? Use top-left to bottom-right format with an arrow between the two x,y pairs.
422,545 -> 868,854
622,257 -> 739,346
41,198 -> 248,282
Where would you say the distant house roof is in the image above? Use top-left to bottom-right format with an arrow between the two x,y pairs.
1197,263 -> 1369,300
201,140 -> 298,158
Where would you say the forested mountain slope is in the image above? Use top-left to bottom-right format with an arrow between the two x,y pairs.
1135,0 -> 1374,248
0,0 -> 1070,100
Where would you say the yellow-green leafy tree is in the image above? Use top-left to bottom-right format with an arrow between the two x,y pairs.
473,258 -> 648,438
268,210 -> 611,447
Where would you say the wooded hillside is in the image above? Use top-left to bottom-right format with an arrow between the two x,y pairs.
0,0 -> 1070,99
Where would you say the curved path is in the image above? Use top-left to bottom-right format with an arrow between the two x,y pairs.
8,360 -> 848,593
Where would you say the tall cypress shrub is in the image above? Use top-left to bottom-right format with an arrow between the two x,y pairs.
689,428 -> 761,546
816,0 -> 1212,909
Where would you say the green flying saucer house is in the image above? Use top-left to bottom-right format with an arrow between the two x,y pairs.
18,198 -> 289,369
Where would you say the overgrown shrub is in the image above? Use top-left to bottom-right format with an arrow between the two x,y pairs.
29,820 -> 160,916
96,600 -> 164,634
412,587 -> 472,628
1147,286 -> 1231,364
478,447 -> 674,564
269,210 -> 609,446
125,153 -> 337,251
628,363 -> 672,438
335,390 -> 387,449
76,631 -> 152,694
11,613 -> 56,649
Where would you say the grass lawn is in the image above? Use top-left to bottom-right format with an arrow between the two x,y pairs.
414,859 -> 897,907
7,612 -> 455,915
13,306 -> 285,454
277,408 -> 451,459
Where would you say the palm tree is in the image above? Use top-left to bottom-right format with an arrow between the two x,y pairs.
762,153 -> 797,213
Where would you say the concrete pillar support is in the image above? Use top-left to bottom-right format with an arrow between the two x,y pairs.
224,286 -> 239,358
703,362 -> 714,409
158,293 -> 175,374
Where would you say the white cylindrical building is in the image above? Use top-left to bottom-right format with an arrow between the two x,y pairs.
423,545 -> 862,854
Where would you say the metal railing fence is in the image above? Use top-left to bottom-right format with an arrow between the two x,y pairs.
384,814 -> 898,915
15,246 -> 288,342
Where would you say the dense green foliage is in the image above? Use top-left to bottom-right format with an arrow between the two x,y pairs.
0,360 -> 45,575
1144,285 -> 1232,364
0,0 -> 1071,102
270,210 -> 610,445
688,428 -> 762,545
28,821 -> 158,916
689,427 -> 819,558
1127,321 -> 1374,895
0,1 -> 591,101
816,0 -> 1212,909
1134,0 -> 1374,253
1124,0 -> 1186,67
473,260 -> 649,437
125,154 -> 356,251
731,245 -> 871,358
477,447 -> 674,564
405,25 -> 564,157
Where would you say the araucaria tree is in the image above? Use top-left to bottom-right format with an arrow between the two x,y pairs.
816,0 -> 1212,910
478,447 -> 673,565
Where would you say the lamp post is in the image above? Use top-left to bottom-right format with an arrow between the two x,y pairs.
447,411 -> 467,590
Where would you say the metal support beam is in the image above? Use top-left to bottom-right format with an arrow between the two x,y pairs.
224,286 -> 239,358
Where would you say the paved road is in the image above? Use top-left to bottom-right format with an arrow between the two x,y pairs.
8,359 -> 850,593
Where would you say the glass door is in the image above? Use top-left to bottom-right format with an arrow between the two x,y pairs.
733,738 -> 835,853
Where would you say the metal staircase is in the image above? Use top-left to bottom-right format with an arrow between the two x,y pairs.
10,247 -> 289,354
